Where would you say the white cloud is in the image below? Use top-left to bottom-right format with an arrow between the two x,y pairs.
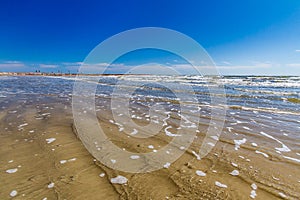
221,61 -> 232,65
295,50 -> 300,52
286,63 -> 300,67
0,61 -> 25,68
62,62 -> 83,65
4,61 -> 23,64
39,64 -> 59,69
216,61 -> 272,69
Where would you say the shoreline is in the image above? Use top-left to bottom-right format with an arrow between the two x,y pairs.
0,72 -> 299,77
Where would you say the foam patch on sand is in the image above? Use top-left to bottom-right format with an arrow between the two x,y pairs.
110,175 -> 128,184
234,138 -> 247,150
163,162 -> 171,168
6,168 -> 18,173
60,160 -> 67,164
230,170 -> 239,176
251,143 -> 258,147
130,155 -> 140,160
250,183 -> 258,199
10,190 -> 17,197
215,181 -> 227,188
46,138 -> 56,144
108,159 -> 116,164
47,182 -> 55,189
251,183 -> 257,190
250,190 -> 257,199
195,170 -> 206,177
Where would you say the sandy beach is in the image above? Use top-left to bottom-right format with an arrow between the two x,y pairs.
0,75 -> 300,199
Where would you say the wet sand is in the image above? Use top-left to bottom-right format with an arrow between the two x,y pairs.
1,96 -> 299,200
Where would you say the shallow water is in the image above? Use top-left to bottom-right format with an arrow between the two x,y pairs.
0,75 -> 299,199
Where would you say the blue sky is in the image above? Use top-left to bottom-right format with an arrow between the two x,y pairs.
0,0 -> 300,75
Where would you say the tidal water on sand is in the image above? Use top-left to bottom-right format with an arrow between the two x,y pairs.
0,75 -> 299,199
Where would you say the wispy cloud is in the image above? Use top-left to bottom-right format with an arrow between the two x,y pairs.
39,64 -> 59,69
295,50 -> 300,52
221,61 -> 232,65
216,61 -> 272,69
62,62 -> 83,65
0,61 -> 26,68
286,63 -> 300,67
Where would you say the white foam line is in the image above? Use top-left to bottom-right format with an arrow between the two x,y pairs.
178,113 -> 192,124
192,151 -> 201,160
114,122 -> 124,132
131,129 -> 138,135
165,126 -> 181,137
210,135 -> 219,141
162,114 -> 170,126
251,143 -> 258,147
181,123 -> 197,128
207,142 -> 215,147
255,150 -> 269,158
243,126 -> 251,130
227,127 -> 233,132
228,104 -> 300,116
282,156 -> 300,163
68,158 -> 77,162
18,123 -> 28,128
259,131 -> 290,152
215,181 -> 227,188
278,192 -> 287,198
